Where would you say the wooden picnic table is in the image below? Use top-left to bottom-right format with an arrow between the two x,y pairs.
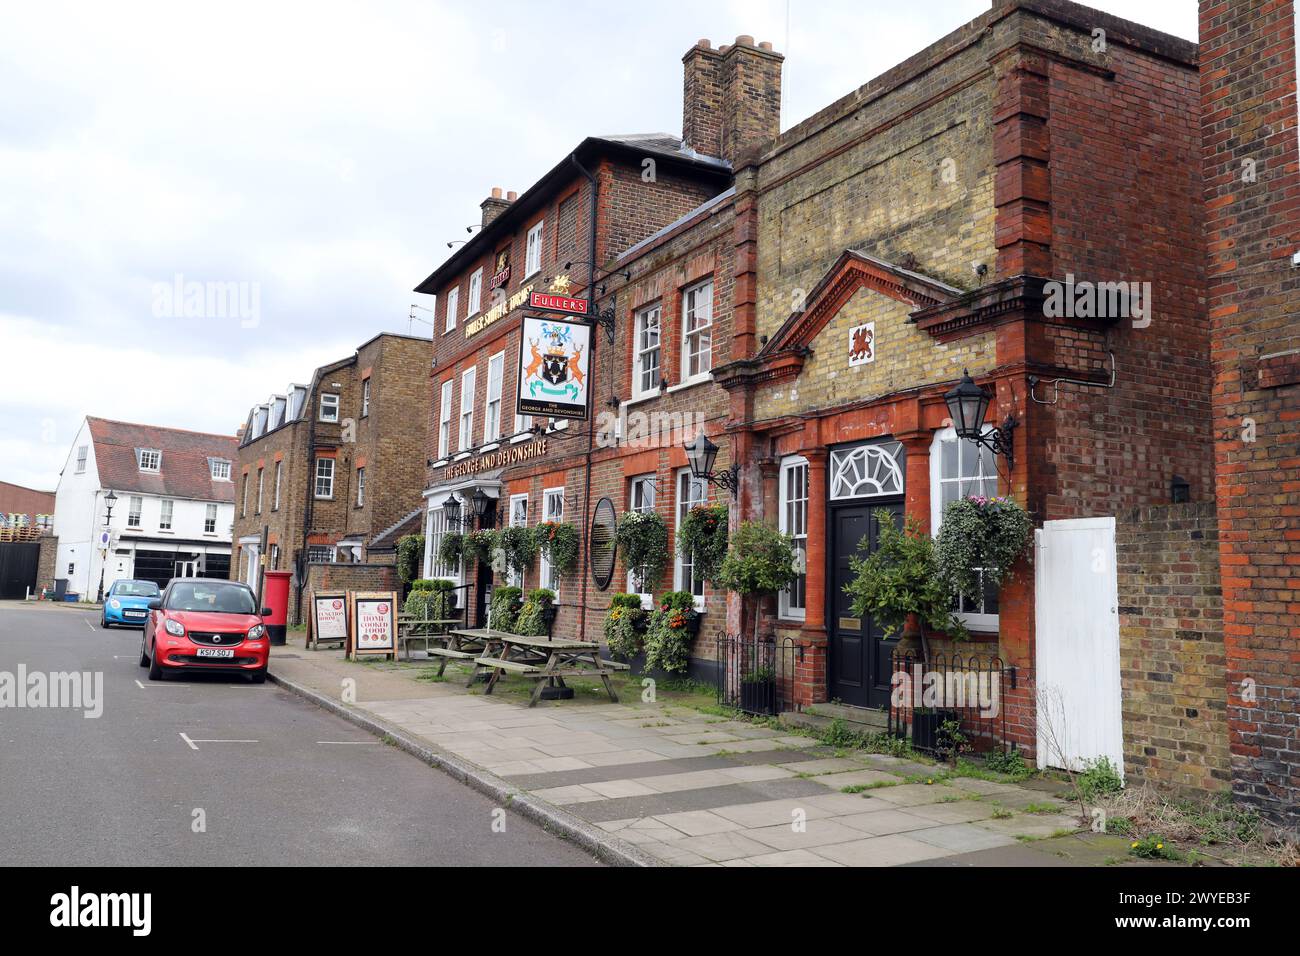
396,615 -> 462,662
427,628 -> 511,685
472,633 -> 627,707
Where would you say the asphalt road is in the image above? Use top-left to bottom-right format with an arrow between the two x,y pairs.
0,602 -> 598,867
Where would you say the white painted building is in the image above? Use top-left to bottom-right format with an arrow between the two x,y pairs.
53,417 -> 238,599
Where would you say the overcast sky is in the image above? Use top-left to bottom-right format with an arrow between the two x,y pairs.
0,0 -> 1196,492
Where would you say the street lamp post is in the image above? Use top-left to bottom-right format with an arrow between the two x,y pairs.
96,489 -> 118,604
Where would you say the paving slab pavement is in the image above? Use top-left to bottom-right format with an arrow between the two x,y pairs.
266,635 -> 1120,867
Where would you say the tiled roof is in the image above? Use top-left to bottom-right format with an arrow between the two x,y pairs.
86,417 -> 238,503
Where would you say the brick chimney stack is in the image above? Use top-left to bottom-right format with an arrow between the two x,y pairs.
682,35 -> 783,165
480,186 -> 513,227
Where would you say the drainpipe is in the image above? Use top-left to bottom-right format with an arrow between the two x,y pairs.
295,378 -> 319,625
571,152 -> 599,643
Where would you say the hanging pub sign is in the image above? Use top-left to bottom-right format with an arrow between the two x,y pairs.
490,248 -> 511,290
308,591 -> 348,649
529,291 -> 589,317
517,314 -> 591,421
347,590 -> 397,660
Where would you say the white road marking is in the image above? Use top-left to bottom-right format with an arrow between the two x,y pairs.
85,619 -> 95,632
136,679 -> 191,689
316,740 -> 380,745
180,733 -> 259,751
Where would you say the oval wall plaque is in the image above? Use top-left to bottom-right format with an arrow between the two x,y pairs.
589,497 -> 617,591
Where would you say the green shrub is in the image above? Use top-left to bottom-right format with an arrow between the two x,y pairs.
985,748 -> 1031,779
515,588 -> 556,637
403,579 -> 456,620
844,509 -> 967,643
604,593 -> 647,660
714,522 -> 797,596
488,585 -> 522,632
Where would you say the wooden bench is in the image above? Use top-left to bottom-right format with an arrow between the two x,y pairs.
602,659 -> 632,671
474,657 -> 542,675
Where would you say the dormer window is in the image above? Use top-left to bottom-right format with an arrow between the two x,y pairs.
137,448 -> 161,472
209,458 -> 232,481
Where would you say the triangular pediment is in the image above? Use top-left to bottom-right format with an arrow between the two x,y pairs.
760,250 -> 961,362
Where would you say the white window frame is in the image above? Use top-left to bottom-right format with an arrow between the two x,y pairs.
458,368 -> 476,453
241,475 -> 248,517
273,461 -> 282,510
778,456 -> 809,621
633,303 -> 662,398
137,448 -> 161,473
127,495 -> 142,529
525,221 -> 544,277
439,379 -> 454,459
426,507 -> 462,583
159,499 -> 174,531
483,351 -> 505,445
319,393 -> 340,423
75,446 -> 88,474
210,458 -> 231,481
356,466 -> 366,507
681,279 -> 714,383
445,286 -> 459,332
361,379 -> 371,417
204,504 -> 217,534
468,268 -> 483,316
540,486 -> 565,594
627,473 -> 657,603
256,468 -> 264,514
673,467 -> 708,611
507,493 -> 529,587
930,425 -> 1000,631
315,457 -> 335,499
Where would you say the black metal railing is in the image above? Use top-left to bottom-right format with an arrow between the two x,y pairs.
716,634 -> 801,717
888,650 -> 1011,756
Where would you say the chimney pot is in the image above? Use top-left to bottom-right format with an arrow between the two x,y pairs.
506,190 -> 518,201
490,186 -> 503,199
735,35 -> 754,46
697,38 -> 711,49
759,40 -> 773,51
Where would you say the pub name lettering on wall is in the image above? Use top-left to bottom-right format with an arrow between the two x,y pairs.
444,439 -> 549,481
465,284 -> 535,338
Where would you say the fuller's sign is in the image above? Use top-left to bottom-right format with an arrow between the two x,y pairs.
529,291 -> 589,316
517,315 -> 591,421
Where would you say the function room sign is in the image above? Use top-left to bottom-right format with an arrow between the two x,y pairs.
517,314 -> 591,421
309,591 -> 348,649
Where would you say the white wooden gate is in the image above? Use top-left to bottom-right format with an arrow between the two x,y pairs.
1033,517 -> 1124,777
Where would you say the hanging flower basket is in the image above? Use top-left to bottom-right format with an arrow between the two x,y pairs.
536,521 -> 580,577
934,495 -> 1033,605
677,504 -> 728,586
616,510 -> 669,592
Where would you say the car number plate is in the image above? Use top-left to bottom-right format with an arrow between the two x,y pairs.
196,648 -> 235,659
124,610 -> 146,618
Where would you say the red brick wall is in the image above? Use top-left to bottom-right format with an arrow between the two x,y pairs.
1201,0 -> 1300,831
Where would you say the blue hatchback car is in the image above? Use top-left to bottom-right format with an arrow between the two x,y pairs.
102,579 -> 162,628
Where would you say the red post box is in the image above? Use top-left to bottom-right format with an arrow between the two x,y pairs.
262,570 -> 292,646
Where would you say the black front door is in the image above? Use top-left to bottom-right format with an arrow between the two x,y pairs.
828,501 -> 903,709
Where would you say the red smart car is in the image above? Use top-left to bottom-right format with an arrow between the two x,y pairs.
140,579 -> 271,683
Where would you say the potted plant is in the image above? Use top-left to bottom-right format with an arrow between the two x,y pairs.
844,510 -> 967,663
714,522 -> 798,645
676,503 -> 728,586
402,578 -> 457,620
438,531 -> 464,569
643,590 -> 699,675
498,525 -> 538,579
396,533 -> 425,588
740,665 -> 778,716
935,495 -> 1033,607
604,593 -> 648,660
515,588 -> 557,637
462,529 -> 498,568
536,521 -> 580,577
616,510 -> 669,593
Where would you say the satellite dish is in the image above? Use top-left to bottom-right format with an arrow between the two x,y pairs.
589,497 -> 617,591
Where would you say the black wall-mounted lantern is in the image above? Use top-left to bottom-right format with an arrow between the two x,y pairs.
684,433 -> 739,499
944,369 -> 1019,470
